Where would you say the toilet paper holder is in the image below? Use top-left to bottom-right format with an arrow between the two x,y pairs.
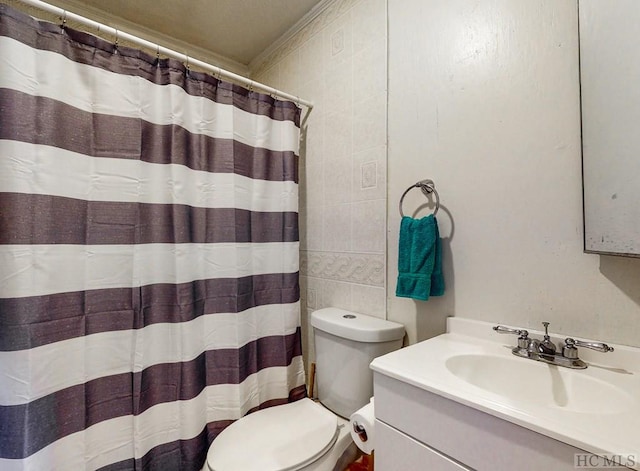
352,422 -> 368,442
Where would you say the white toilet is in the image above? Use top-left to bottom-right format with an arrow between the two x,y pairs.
204,307 -> 405,471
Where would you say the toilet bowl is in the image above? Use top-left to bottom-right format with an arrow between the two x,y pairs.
203,308 -> 405,471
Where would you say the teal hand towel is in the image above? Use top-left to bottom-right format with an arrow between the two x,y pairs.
396,214 -> 445,301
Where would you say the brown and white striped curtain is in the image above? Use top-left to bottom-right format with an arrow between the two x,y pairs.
0,4 -> 305,470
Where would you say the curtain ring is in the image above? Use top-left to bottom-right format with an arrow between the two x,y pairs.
60,10 -> 66,33
185,53 -> 190,76
248,81 -> 254,93
114,29 -> 119,53
215,67 -> 222,81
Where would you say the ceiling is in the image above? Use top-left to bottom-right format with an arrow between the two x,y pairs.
42,0 -> 326,69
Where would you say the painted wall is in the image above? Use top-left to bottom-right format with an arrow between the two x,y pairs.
251,0 -> 389,368
387,0 -> 640,346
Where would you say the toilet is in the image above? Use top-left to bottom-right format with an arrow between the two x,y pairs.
204,307 -> 405,471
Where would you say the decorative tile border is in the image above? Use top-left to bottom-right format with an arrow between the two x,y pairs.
301,250 -> 385,287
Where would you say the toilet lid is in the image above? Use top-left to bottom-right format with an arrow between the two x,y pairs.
207,398 -> 339,471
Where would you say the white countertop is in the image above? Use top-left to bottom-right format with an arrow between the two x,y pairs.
370,317 -> 640,468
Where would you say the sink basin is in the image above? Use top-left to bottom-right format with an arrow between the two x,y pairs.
445,353 -> 635,414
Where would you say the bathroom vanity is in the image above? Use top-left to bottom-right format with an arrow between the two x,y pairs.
371,318 -> 640,471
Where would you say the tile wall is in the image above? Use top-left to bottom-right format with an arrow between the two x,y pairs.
251,0 -> 388,371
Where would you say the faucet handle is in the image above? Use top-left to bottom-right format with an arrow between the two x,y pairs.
493,325 -> 529,338
493,325 -> 529,350
564,338 -> 614,354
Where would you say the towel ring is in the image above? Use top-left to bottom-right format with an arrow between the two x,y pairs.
399,179 -> 440,217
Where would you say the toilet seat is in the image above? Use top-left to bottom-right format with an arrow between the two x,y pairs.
206,398 -> 339,471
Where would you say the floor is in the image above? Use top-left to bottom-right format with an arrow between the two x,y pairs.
346,454 -> 374,471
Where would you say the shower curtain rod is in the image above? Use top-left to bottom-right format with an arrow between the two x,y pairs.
15,0 -> 314,109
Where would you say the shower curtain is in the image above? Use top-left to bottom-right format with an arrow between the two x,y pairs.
0,4 -> 305,470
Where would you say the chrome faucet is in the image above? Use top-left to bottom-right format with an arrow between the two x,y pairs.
493,322 -> 614,369
538,321 -> 557,357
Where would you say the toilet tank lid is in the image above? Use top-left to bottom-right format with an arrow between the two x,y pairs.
311,308 -> 405,343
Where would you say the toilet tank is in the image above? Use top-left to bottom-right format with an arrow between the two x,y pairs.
311,308 -> 405,419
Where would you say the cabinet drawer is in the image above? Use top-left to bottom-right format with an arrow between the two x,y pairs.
376,420 -> 470,470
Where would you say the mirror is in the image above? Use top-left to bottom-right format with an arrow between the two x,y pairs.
580,0 -> 640,257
